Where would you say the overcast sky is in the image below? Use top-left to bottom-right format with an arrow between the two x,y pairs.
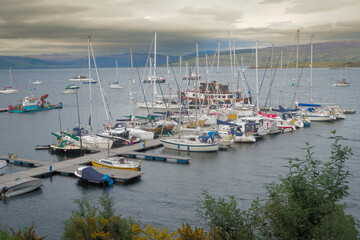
1,0 -> 360,56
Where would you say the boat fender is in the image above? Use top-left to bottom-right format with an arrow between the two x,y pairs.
103,174 -> 114,186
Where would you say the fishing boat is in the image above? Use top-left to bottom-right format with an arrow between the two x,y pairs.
333,79 -> 350,87
181,81 -> 251,105
0,178 -> 42,198
74,166 -> 113,185
69,75 -> 91,82
183,67 -> 201,80
8,94 -> 62,113
0,67 -> 18,94
91,157 -> 141,171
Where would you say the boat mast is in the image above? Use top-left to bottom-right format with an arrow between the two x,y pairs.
89,37 -> 110,123
310,34 -> 314,104
293,30 -> 300,105
217,41 -> 220,99
154,32 -> 157,78
279,49 -> 283,106
269,43 -> 274,109
256,41 -> 259,112
130,46 -> 134,103
9,67 -> 12,87
195,43 -> 199,128
88,36 -> 93,134
75,88 -> 83,149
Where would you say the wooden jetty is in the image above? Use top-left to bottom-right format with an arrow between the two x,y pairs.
123,151 -> 190,164
0,155 -> 51,167
0,138 -> 192,190
56,165 -> 143,183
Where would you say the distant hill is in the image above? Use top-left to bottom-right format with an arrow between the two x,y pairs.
1,40 -> 359,69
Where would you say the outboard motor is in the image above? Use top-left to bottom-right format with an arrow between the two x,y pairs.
0,186 -> 9,197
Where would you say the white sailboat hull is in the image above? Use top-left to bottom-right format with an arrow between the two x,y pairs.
160,138 -> 218,152
137,101 -> 181,110
0,89 -> 18,94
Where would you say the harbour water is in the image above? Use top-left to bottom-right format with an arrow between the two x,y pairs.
0,67 -> 359,239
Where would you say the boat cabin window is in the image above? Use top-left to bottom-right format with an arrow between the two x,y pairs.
119,158 -> 125,164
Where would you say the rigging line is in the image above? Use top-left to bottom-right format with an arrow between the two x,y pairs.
133,59 -> 151,117
264,53 -> 281,108
258,54 -> 272,94
139,36 -> 155,102
290,46 -> 310,108
89,38 -> 110,123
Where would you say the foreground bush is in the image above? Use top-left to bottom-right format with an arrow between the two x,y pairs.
196,131 -> 359,239
0,224 -> 47,240
62,194 -> 135,240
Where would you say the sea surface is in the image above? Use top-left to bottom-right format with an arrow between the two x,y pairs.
0,66 -> 359,239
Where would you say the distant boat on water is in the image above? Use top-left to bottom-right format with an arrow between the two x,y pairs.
69,75 -> 92,82
333,79 -> 350,87
32,80 -> 42,85
0,67 -> 18,94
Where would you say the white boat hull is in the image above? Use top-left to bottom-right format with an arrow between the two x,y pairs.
0,89 -> 18,94
307,115 -> 336,122
160,138 -> 218,152
137,101 -> 181,110
234,135 -> 256,143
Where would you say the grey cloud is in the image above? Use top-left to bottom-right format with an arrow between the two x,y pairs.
259,0 -> 287,4
178,7 -> 242,24
284,0 -> 357,14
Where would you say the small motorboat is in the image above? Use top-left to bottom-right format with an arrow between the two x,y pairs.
62,89 -> 76,94
74,166 -> 113,185
91,157 -> 141,171
32,80 -> 42,85
0,160 -> 7,175
109,82 -> 123,89
0,178 -> 42,198
65,84 -> 79,89
333,79 -> 350,87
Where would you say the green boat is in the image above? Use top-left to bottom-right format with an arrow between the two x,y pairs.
8,94 -> 62,113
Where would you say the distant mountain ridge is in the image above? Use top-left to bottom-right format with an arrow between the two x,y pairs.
0,40 -> 359,69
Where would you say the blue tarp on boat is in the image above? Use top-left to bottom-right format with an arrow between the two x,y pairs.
216,119 -> 239,126
298,103 -> 321,107
81,167 -> 105,183
80,167 -> 113,185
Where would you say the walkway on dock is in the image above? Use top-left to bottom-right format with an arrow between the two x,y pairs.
0,139 -> 164,186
